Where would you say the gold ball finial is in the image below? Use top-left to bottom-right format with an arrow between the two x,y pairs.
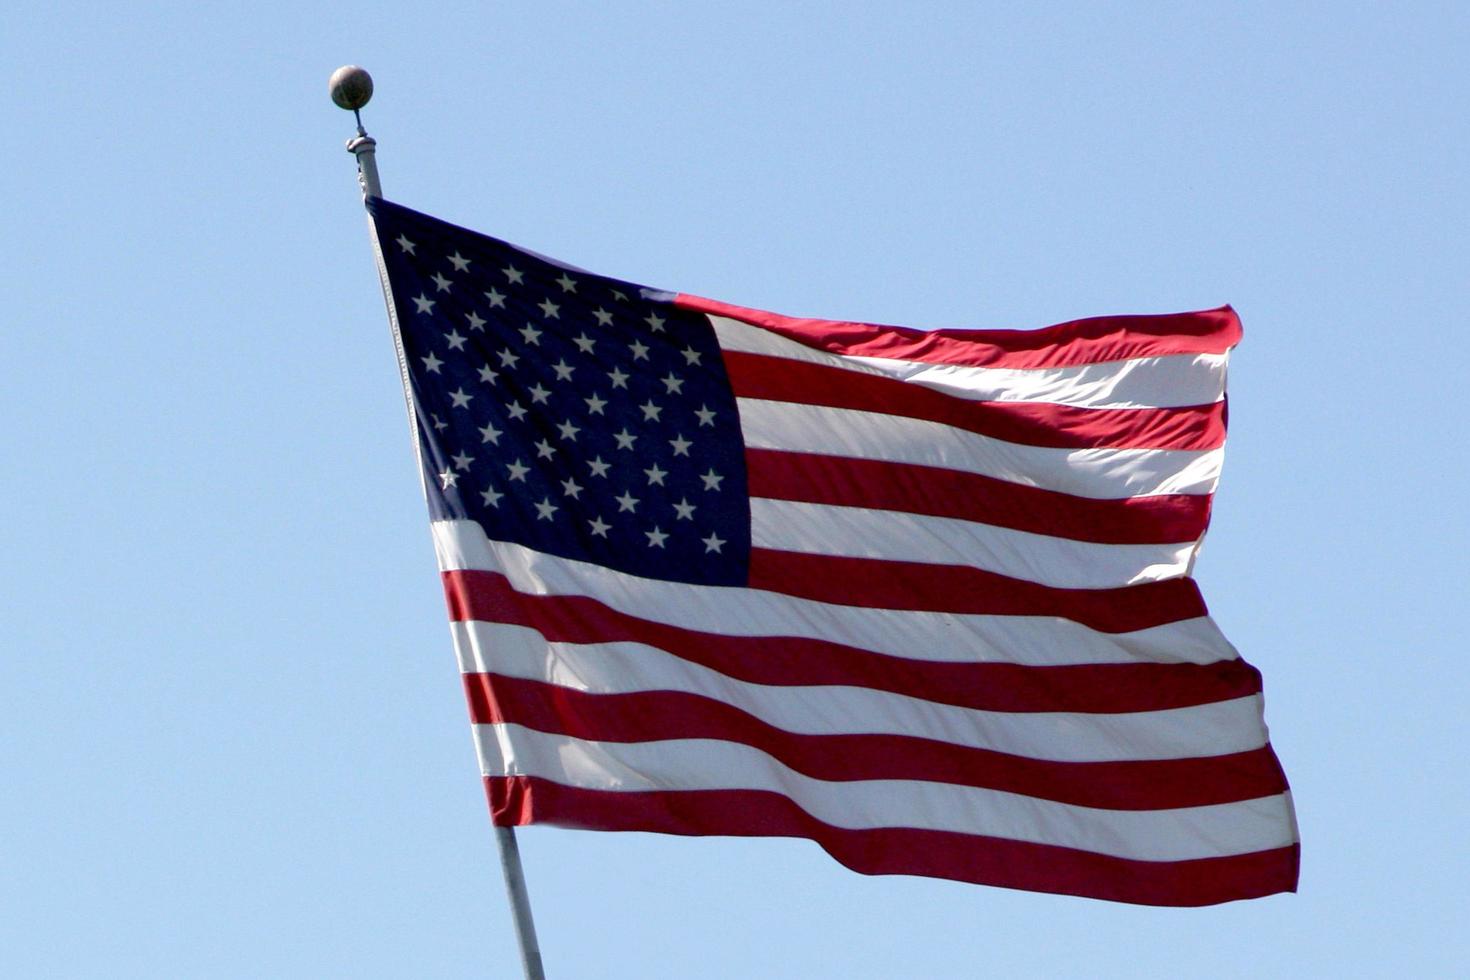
329,65 -> 374,111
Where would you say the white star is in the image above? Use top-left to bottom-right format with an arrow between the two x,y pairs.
481,486 -> 503,507
587,456 -> 611,478
613,429 -> 637,450
573,333 -> 596,353
534,439 -> 556,460
534,498 -> 558,521
662,373 -> 684,394
448,252 -> 471,272
669,434 -> 692,456
592,308 -> 614,327
538,298 -> 560,319
556,419 -> 580,441
528,383 -> 551,404
452,451 -> 474,472
430,414 -> 448,432
629,339 -> 650,361
645,526 -> 669,548
431,272 -> 453,293
438,469 -> 457,489
520,324 -> 542,346
644,464 -> 667,486
506,459 -> 530,482
584,393 -> 607,415
639,400 -> 662,422
611,289 -> 628,302
682,346 -> 701,365
497,349 -> 520,369
645,313 -> 666,333
608,367 -> 630,389
702,532 -> 726,554
445,330 -> 467,351
413,294 -> 435,314
555,273 -> 577,293
560,477 -> 583,499
485,288 -> 506,308
395,234 -> 416,254
477,364 -> 498,384
478,422 -> 502,444
615,490 -> 639,513
694,405 -> 716,427
466,311 -> 486,331
588,515 -> 611,537
551,359 -> 575,382
421,352 -> 444,374
700,469 -> 724,491
673,498 -> 696,521
449,388 -> 473,409
506,401 -> 529,421
503,265 -> 524,284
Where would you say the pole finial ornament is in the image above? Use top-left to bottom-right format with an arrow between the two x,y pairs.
330,65 -> 382,198
329,65 -> 374,112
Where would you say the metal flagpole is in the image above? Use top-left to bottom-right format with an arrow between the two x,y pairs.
329,65 -> 548,980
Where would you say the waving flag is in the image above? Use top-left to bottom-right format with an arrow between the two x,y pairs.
366,197 -> 1298,907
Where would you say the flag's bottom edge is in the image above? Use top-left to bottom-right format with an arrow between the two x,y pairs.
483,775 -> 1299,908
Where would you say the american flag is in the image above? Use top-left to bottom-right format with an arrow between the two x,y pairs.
366,197 -> 1298,907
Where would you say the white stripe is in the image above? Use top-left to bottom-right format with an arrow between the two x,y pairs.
738,399 -> 1223,499
750,497 -> 1195,588
452,621 -> 1267,762
432,521 -> 1240,667
472,724 -> 1297,862
711,315 -> 1229,410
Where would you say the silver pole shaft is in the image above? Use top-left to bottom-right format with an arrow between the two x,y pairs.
335,75 -> 547,977
496,826 -> 547,980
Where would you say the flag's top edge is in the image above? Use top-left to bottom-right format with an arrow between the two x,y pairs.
677,294 -> 1242,371
369,196 -> 607,280
367,197 -> 1240,371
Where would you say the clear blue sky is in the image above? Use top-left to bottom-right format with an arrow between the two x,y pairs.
5,3 -> 1467,976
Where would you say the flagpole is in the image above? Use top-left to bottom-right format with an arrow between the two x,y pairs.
330,65 -> 548,980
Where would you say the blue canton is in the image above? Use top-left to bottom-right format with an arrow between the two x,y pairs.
368,199 -> 750,586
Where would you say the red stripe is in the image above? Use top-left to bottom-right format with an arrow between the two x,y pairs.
486,776 -> 1298,907
444,571 -> 1257,713
748,550 -> 1208,633
746,449 -> 1210,545
678,293 -> 1242,369
726,351 -> 1225,451
466,675 -> 1287,810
